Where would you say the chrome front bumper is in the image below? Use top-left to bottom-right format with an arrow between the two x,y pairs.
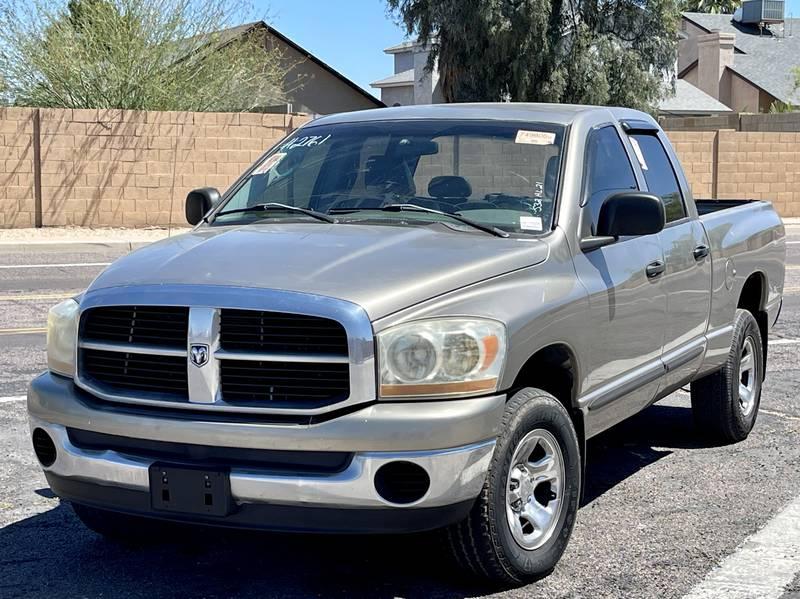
31,418 -> 495,509
28,373 -> 504,515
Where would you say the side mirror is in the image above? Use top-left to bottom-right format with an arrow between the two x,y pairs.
185,187 -> 221,225
597,191 -> 665,238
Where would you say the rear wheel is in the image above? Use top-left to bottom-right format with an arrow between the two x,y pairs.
691,309 -> 763,443
445,388 -> 581,586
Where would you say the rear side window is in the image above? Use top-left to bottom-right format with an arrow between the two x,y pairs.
583,126 -> 637,233
628,134 -> 686,223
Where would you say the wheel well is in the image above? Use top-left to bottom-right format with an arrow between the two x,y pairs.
738,272 -> 768,376
511,344 -> 583,443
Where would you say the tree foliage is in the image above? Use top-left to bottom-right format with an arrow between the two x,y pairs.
681,0 -> 740,14
386,0 -> 680,111
0,0 -> 286,111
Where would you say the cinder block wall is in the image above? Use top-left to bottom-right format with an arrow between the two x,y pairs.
666,129 -> 800,217
1,109 -> 799,227
661,112 -> 800,133
0,108 -> 310,228
0,108 -> 36,228
715,131 -> 799,216
664,131 -> 716,199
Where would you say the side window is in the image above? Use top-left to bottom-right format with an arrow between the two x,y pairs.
583,126 -> 637,233
628,134 -> 686,223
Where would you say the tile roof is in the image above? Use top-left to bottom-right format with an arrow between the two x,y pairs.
682,12 -> 800,104
370,69 -> 414,88
383,41 -> 416,53
659,79 -> 733,114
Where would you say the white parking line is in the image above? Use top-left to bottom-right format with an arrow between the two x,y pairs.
682,495 -> 800,599
761,409 -> 800,422
0,396 -> 26,404
0,262 -> 110,269
771,338 -> 800,345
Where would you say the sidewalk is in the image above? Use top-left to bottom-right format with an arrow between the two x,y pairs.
0,227 -> 191,245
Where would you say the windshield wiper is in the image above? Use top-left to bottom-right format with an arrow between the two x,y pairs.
213,203 -> 337,224
378,204 -> 509,238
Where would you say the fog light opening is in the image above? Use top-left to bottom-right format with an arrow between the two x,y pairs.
374,461 -> 431,505
32,428 -> 57,467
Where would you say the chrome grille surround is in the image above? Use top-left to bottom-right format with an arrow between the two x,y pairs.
74,284 -> 375,416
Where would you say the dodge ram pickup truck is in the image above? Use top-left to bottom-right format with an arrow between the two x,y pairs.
29,103 -> 785,585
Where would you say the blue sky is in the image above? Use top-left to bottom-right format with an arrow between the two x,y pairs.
256,1 -> 408,99
257,0 -> 800,101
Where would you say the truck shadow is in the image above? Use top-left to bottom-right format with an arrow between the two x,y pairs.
1,401 -> 714,598
582,400 -> 720,505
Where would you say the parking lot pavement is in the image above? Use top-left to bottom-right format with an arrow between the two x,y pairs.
1,227 -> 799,598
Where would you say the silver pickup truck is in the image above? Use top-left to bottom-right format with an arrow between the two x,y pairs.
29,104 -> 785,585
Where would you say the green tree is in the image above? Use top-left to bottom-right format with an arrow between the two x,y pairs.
386,0 -> 680,111
0,0 -> 286,111
681,0 -> 740,14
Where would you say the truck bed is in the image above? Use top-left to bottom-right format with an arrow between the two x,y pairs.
695,198 -> 760,217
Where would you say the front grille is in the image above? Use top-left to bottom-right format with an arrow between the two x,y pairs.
82,306 -> 189,348
220,360 -> 350,407
220,309 -> 348,356
77,302 -> 358,413
81,348 -> 188,397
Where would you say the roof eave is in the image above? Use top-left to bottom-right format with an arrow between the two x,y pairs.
232,21 -> 385,108
371,81 -> 414,89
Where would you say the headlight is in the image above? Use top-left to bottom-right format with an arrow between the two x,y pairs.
47,298 -> 79,377
378,318 -> 506,398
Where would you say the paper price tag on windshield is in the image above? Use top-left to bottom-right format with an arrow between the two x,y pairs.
515,130 -> 556,145
519,216 -> 543,231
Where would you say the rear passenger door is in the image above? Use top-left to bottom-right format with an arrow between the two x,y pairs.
625,129 -> 712,393
572,125 -> 667,435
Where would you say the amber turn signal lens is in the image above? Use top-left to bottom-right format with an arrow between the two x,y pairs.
380,377 -> 498,398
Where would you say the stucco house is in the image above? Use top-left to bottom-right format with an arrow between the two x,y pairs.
371,40 -> 443,106
218,22 -> 384,115
677,11 -> 800,113
374,7 -> 800,115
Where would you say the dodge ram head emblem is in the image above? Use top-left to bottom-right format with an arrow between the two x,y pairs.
189,344 -> 209,367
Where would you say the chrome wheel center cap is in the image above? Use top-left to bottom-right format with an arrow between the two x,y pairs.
505,429 -> 566,551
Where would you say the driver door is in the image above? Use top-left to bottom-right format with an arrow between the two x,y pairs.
572,125 -> 667,436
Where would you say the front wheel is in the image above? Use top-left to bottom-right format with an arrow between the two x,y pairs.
445,388 -> 581,586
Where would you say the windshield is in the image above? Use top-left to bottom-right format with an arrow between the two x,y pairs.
212,119 -> 565,235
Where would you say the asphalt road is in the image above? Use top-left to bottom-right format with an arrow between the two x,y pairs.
1,228 -> 799,599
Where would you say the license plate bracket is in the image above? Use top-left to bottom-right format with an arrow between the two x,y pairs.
149,464 -> 233,517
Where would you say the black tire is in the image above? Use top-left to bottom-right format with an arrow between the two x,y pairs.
445,388 -> 581,586
72,504 -> 167,545
691,309 -> 763,443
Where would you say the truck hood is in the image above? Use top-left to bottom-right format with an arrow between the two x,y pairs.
89,223 -> 549,319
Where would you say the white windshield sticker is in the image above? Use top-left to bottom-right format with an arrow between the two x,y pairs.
519,216 -> 543,231
279,134 -> 332,152
629,137 -> 648,171
515,130 -> 556,145
252,152 -> 286,175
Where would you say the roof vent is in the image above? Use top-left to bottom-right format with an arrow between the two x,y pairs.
739,0 -> 785,24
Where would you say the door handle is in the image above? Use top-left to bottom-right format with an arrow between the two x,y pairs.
693,245 -> 709,260
646,260 -> 665,278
